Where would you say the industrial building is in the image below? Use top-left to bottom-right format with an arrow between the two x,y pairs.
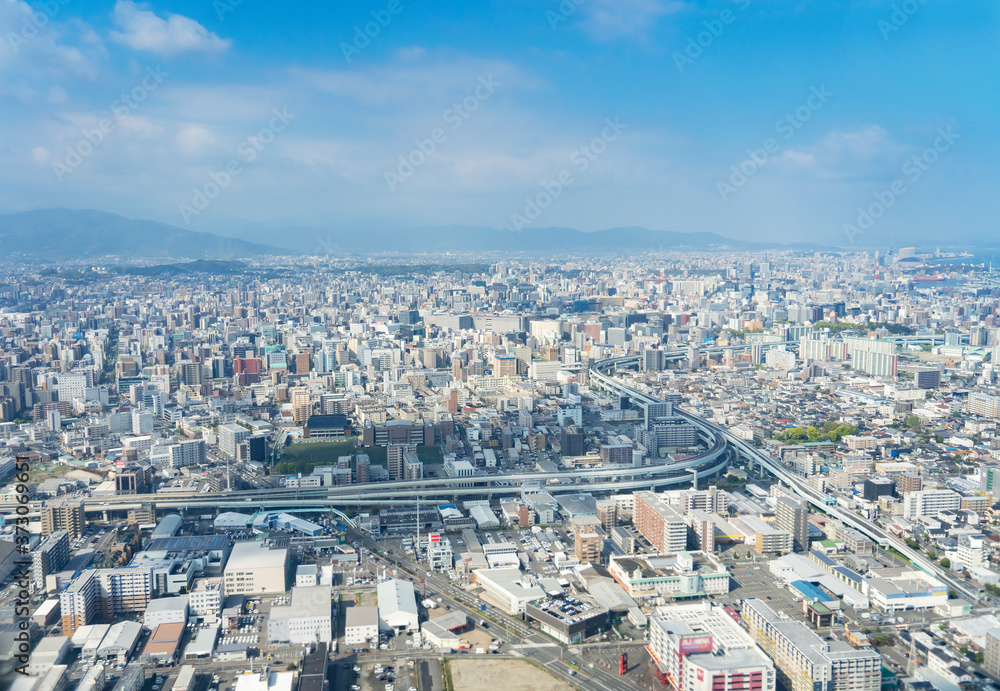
267,585 -> 332,645
377,579 -> 419,633
223,541 -> 288,594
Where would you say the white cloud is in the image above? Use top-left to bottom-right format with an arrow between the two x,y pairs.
110,0 -> 231,56
777,125 -> 913,181
580,0 -> 687,42
0,0 -> 99,79
395,46 -> 427,61
175,125 -> 215,155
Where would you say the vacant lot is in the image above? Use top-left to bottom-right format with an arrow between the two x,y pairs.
448,659 -> 571,691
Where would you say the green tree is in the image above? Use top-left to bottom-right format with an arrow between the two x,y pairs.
940,557 -> 951,569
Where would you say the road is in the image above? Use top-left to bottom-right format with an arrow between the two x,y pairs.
589,353 -> 984,605
339,523 -> 643,690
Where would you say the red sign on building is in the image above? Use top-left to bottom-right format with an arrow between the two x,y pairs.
678,635 -> 713,655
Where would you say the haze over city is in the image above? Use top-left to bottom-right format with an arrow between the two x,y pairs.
5,4 -> 1000,691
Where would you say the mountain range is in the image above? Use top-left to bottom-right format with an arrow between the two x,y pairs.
0,208 -> 834,261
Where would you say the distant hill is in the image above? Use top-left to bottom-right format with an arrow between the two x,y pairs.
0,209 -> 287,261
0,208 -> 840,259
204,219 -> 782,254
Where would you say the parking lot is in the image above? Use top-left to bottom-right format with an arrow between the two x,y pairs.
355,659 -> 418,691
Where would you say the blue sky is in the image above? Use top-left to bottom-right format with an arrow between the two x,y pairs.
1,0 -> 997,247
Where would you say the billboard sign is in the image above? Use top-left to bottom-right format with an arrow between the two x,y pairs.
679,635 -> 713,655
429,533 -> 440,542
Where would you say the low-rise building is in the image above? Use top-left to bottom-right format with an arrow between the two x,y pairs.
377,579 -> 419,633
345,606 -> 379,646
525,595 -> 608,644
473,568 -> 546,614
608,552 -> 729,601
267,585 -> 332,645
864,570 -> 948,613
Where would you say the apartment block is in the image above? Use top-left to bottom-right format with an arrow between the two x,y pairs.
41,502 -> 86,540
634,491 -> 688,553
742,599 -> 881,691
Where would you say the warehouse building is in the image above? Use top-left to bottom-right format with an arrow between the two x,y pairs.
377,579 -> 419,633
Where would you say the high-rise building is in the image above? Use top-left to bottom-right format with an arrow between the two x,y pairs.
634,492 -> 687,553
902,489 -> 960,519
387,443 -> 417,481
897,472 -> 922,494
970,392 -> 1000,418
985,628 -> 1000,679
55,373 -> 87,406
600,443 -> 632,465
595,498 -> 617,530
574,530 -> 602,564
914,368 -> 940,389
742,599 -> 881,691
356,454 -> 371,484
41,502 -> 85,540
775,497 -> 808,552
643,348 -> 664,372
33,530 -> 71,589
169,439 -> 206,469
218,423 -> 250,458
862,478 -> 894,502
560,426 -> 584,457
403,452 -> 423,480
291,387 -> 312,424
59,567 -> 153,635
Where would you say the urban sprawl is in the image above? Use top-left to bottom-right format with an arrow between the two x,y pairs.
4,249 -> 1000,691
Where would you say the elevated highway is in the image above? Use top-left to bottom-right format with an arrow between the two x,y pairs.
590,346 -> 979,603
